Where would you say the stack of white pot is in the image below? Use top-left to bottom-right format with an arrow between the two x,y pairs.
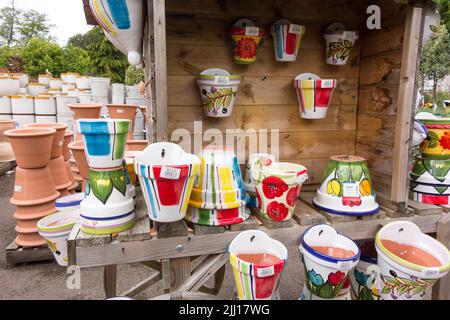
11,94 -> 35,126
112,83 -> 125,104
90,76 -> 110,104
34,95 -> 57,123
75,75 -> 92,103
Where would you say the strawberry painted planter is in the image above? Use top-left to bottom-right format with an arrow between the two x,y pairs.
313,155 -> 379,216
229,19 -> 264,64
271,19 -> 306,62
135,142 -> 200,222
300,224 -> 360,299
294,73 -> 336,119
323,23 -> 359,66
229,230 -> 287,300
196,69 -> 240,117
251,161 -> 308,222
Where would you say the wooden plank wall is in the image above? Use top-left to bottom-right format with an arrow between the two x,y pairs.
355,0 -> 407,196
165,0 -> 364,185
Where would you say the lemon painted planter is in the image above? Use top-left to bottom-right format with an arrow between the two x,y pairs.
229,19 -> 264,64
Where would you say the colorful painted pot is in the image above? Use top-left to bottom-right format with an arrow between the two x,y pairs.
80,210 -> 135,235
244,153 -> 275,208
412,120 -> 428,147
409,190 -> 450,205
313,155 -> 379,216
77,119 -> 130,169
375,221 -> 450,300
418,117 -> 450,159
294,73 -> 336,119
229,18 -> 264,64
323,23 -> 359,66
349,256 -> 381,300
186,206 -> 250,226
229,230 -> 287,300
56,193 -> 84,211
251,161 -> 308,222
409,181 -> 450,196
89,0 -> 143,66
196,69 -> 240,118
270,19 -> 306,62
299,284 -> 351,300
134,142 -> 200,222
422,6 -> 440,46
300,224 -> 360,299
37,209 -> 79,266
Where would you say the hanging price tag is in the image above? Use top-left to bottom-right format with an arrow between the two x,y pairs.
256,266 -> 275,278
337,261 -> 353,270
214,76 -> 229,85
321,79 -> 334,88
245,26 -> 259,36
14,185 -> 22,192
160,166 -> 181,180
343,182 -> 359,197
289,24 -> 303,34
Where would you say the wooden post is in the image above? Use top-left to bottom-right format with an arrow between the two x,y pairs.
103,265 -> 117,298
391,5 -> 423,205
432,214 -> 450,300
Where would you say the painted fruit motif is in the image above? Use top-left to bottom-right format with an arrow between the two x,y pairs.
201,87 -> 236,115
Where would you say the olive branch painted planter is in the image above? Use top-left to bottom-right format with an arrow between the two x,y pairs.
313,155 -> 379,216
229,18 -> 265,64
323,23 -> 359,66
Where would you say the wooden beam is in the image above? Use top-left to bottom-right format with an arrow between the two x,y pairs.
103,265 -> 117,298
391,5 -> 423,204
119,272 -> 162,297
432,214 -> 450,300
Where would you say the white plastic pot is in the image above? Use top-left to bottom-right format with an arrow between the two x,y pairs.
126,85 -> 140,98
49,78 -> 63,89
76,76 -> 91,90
34,96 -> 56,115
57,115 -> 75,132
0,96 -> 12,114
112,83 -> 125,96
61,73 -> 79,84
11,95 -> 34,114
0,76 -> 20,95
61,83 -> 76,93
112,95 -> 125,104
28,83 -> 47,97
56,95 -> 78,116
38,75 -> 50,86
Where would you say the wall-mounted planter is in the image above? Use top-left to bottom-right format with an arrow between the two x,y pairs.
229,18 -> 264,64
229,230 -> 287,300
375,221 -> 450,300
270,19 -> 306,62
313,155 -> 379,216
196,69 -> 240,118
412,120 -> 428,147
300,224 -> 360,299
323,23 -> 359,66
135,142 -> 200,222
349,256 -> 380,300
294,73 -> 336,119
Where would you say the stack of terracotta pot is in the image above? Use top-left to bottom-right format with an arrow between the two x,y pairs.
0,120 -> 16,162
5,127 -> 59,247
106,104 -> 138,140
68,140 -> 89,192
63,130 -> 78,193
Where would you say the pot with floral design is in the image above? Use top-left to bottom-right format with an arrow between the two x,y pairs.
323,23 -> 358,66
418,117 -> 450,159
229,230 -> 287,300
196,69 -> 240,117
294,73 -> 336,119
270,19 -> 306,62
229,18 -> 264,64
244,153 -> 275,207
375,221 -> 450,300
37,209 -> 79,266
299,283 -> 351,300
251,161 -> 307,222
412,120 -> 428,147
299,224 -> 360,299
135,142 -> 200,222
313,155 -> 379,216
349,256 -> 381,300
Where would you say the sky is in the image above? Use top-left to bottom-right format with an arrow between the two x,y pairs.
0,0 -> 92,45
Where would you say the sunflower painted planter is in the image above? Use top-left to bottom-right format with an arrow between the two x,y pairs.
313,155 -> 379,216
135,142 -> 200,222
299,224 -> 360,299
251,161 -> 307,222
229,19 -> 264,64
375,221 -> 450,300
323,23 -> 359,66
77,119 -> 130,169
270,19 -> 306,62
349,256 -> 380,300
294,73 -> 336,119
229,230 -> 287,300
196,69 -> 240,117
418,118 -> 450,159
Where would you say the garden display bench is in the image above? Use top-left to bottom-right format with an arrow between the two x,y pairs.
67,191 -> 450,300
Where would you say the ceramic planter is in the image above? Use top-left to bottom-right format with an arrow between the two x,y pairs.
418,117 -> 450,159
55,95 -> 78,116
34,96 -> 56,115
15,233 -> 47,247
76,76 -> 91,89
126,139 -> 147,151
0,119 -> 16,162
375,221 -> 450,300
323,23 -> 359,66
251,161 -> 308,222
80,210 -> 135,235
349,256 -> 380,300
61,73 -> 79,84
135,142 -> 200,222
0,76 -> 20,95
294,73 -> 336,119
229,18 -> 264,64
56,192 -> 84,212
90,79 -> 109,98
90,0 -> 143,66
410,181 -> 450,196
270,19 -> 306,62
69,103 -> 103,140
63,130 -> 73,161
186,206 -> 250,226
0,96 -> 12,114
299,284 -> 351,300
244,153 -> 276,205
11,95 -> 34,114
68,140 -> 89,191
24,123 -> 68,159
313,155 -> 379,216
196,69 -> 240,118
299,224 -> 360,299
28,83 -> 47,97
49,78 -> 62,89
106,104 -> 138,139
409,190 -> 450,205
229,230 -> 287,300
4,127 -> 55,169
37,209 -> 79,266
77,119 -> 130,169
49,156 -> 72,191
422,6 -> 440,46
412,120 -> 428,147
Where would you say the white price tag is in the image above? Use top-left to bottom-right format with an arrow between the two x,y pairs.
160,166 -> 181,180
117,108 -> 124,114
289,24 -> 303,34
214,76 -> 229,85
343,182 -> 359,197
424,268 -> 440,277
337,261 -> 353,270
257,266 -> 275,278
58,140 -> 63,147
321,79 -> 334,88
343,31 -> 355,40
245,26 -> 259,36
14,185 -> 22,192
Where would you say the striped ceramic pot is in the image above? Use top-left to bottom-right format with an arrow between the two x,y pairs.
135,142 -> 200,222
229,230 -> 288,300
186,206 -> 250,226
294,73 -> 336,119
229,19 -> 264,64
270,19 -> 306,62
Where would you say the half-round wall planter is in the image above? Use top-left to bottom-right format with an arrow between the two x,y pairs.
229,18 -> 264,64
271,19 -> 306,62
323,23 -> 359,66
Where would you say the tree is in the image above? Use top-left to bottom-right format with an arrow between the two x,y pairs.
420,26 -> 450,104
16,9 -> 54,45
19,37 -> 63,76
125,66 -> 144,85
0,2 -> 21,46
61,45 -> 91,75
434,0 -> 450,30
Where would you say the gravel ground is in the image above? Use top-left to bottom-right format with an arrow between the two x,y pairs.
0,172 -> 305,300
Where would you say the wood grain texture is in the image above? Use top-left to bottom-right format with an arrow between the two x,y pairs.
359,52 -> 402,87
358,86 -> 398,115
356,114 -> 396,145
356,140 -> 393,175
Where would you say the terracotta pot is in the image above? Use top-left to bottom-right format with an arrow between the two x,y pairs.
11,167 -> 60,206
229,18 -> 264,64
15,233 -> 46,247
4,127 -> 55,169
0,119 -> 16,162
16,212 -> 49,234
63,130 -> 73,161
48,156 -> 72,191
0,119 -> 15,139
24,123 -> 68,159
68,103 -> 102,140
65,160 -> 76,182
14,200 -> 57,220
106,104 -> 138,139
126,139 -> 147,151
68,140 -> 89,191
